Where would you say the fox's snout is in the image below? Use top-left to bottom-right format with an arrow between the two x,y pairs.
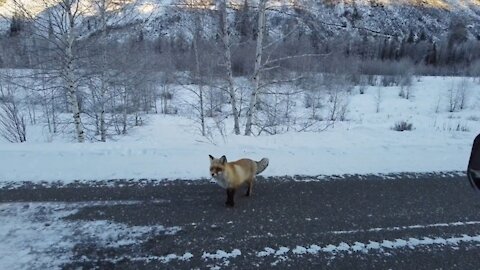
210,168 -> 223,178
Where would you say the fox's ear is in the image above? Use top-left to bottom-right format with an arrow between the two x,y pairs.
220,155 -> 227,164
209,155 -> 214,161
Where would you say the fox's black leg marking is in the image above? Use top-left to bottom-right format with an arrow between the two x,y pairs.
226,188 -> 235,207
246,181 -> 252,197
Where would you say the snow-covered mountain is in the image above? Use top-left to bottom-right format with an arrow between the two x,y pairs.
1,0 -> 479,41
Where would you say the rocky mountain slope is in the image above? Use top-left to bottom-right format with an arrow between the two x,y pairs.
0,0 -> 479,42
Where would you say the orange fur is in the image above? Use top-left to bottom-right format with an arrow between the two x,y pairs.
209,156 -> 257,189
209,155 -> 268,206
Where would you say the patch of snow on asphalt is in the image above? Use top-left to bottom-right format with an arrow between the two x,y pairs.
202,249 -> 242,260
0,202 -> 182,269
256,234 -> 480,258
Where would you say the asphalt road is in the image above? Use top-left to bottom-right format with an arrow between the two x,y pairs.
1,172 -> 480,269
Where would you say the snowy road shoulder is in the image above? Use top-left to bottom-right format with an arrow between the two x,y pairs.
0,123 -> 476,186
0,170 -> 468,190
0,201 -> 183,270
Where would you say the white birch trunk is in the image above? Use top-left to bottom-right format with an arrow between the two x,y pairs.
244,0 -> 267,136
64,0 -> 85,142
219,0 -> 240,135
122,87 -> 127,134
192,19 -> 205,137
99,0 -> 107,142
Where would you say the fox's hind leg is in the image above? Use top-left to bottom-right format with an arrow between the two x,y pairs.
246,178 -> 254,197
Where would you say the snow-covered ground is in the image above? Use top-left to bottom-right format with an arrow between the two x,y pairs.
0,201 -> 184,270
0,76 -> 479,186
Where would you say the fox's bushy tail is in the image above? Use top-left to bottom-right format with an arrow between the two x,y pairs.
255,158 -> 269,175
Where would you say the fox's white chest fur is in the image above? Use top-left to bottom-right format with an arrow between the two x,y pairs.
214,177 -> 229,189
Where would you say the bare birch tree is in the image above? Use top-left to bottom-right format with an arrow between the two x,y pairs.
95,0 -> 109,141
0,83 -> 26,143
244,0 -> 267,136
88,0 -> 136,141
243,0 -> 328,135
218,0 -> 241,135
13,0 -> 85,142
175,0 -> 210,136
63,0 -> 85,142
192,11 -> 206,136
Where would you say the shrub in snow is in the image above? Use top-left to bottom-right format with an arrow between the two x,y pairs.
159,89 -> 176,115
327,89 -> 350,122
398,85 -> 413,99
381,75 -> 397,86
366,75 -> 376,86
392,121 -> 413,132
304,91 -> 322,109
0,87 -> 27,143
374,87 -> 382,113
467,116 -> 480,122
447,79 -> 470,112
434,121 -> 470,132
455,123 -> 470,132
398,72 -> 414,99
358,83 -> 367,95
325,75 -> 352,122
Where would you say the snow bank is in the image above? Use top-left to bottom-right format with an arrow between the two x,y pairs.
0,76 -> 478,185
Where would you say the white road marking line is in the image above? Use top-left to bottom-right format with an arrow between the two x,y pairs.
245,220 -> 480,240
329,220 -> 480,235
79,253 -> 194,264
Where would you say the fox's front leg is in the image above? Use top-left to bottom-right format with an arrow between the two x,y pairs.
225,188 -> 236,207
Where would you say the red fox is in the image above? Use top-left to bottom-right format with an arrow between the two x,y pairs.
209,155 -> 269,207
